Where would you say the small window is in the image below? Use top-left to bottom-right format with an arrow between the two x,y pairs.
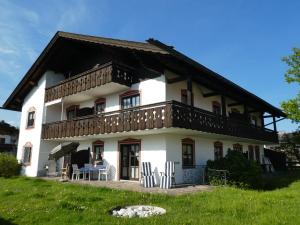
248,145 -> 254,160
66,105 -> 78,120
231,108 -> 240,114
93,141 -> 104,164
27,110 -> 35,128
251,116 -> 257,127
120,91 -> 140,109
212,101 -> 221,115
95,98 -> 105,114
0,138 -> 5,144
233,143 -> 243,152
23,144 -> 32,165
255,146 -> 260,162
214,141 -> 223,160
182,138 -> 195,168
181,89 -> 194,106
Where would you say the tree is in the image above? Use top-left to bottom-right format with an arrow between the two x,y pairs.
281,48 -> 300,125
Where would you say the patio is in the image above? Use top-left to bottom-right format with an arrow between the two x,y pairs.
42,177 -> 213,195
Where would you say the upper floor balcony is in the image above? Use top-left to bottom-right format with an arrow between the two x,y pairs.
45,61 -> 136,103
42,101 -> 278,143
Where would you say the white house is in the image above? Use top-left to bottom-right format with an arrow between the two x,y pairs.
2,32 -> 285,183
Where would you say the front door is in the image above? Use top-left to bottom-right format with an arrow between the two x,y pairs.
120,144 -> 140,180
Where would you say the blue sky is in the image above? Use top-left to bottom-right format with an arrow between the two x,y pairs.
0,0 -> 299,131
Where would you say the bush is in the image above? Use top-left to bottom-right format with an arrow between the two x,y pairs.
207,149 -> 263,188
0,153 -> 21,177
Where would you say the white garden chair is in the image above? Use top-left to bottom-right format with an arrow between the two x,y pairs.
98,164 -> 110,181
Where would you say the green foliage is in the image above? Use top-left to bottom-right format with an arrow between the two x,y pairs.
1,173 -> 300,225
281,48 -> 300,125
207,149 -> 262,188
0,153 -> 21,177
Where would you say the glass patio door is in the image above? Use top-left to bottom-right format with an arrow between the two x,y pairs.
120,144 -> 140,180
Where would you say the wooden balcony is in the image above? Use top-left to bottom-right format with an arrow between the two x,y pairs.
42,101 -> 278,143
45,62 -> 136,103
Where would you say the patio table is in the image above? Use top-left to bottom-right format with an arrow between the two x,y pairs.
80,165 -> 106,181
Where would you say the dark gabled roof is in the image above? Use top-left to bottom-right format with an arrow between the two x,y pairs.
2,31 -> 285,117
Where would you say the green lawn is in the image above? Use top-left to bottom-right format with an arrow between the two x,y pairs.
0,172 -> 300,225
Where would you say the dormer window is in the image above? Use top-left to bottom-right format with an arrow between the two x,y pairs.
120,90 -> 140,109
66,105 -> 78,120
26,107 -> 35,128
212,101 -> 221,115
95,98 -> 106,114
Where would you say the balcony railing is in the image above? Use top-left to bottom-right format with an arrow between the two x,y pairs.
42,101 -> 278,143
45,61 -> 136,102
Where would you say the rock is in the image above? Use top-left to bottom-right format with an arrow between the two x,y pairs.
111,205 -> 166,218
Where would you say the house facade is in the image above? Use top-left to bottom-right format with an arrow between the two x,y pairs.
2,32 -> 284,183
0,120 -> 19,155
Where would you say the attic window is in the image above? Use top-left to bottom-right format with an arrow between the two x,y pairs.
26,107 -> 36,128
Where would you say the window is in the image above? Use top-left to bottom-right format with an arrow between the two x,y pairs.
120,90 -> 140,109
95,98 -> 105,114
251,116 -> 257,127
0,138 -> 5,144
181,89 -> 194,106
23,143 -> 32,165
27,110 -> 35,128
255,146 -> 260,162
248,145 -> 254,160
182,138 -> 195,168
233,143 -> 243,152
93,141 -> 104,164
212,101 -> 221,115
214,141 -> 223,160
66,105 -> 78,120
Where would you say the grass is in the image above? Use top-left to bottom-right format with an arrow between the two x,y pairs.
0,172 -> 300,225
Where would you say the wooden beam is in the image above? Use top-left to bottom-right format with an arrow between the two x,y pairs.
203,92 -> 218,98
166,76 -> 186,84
273,116 -> 277,132
263,115 -> 273,118
187,76 -> 193,106
228,102 -> 243,107
28,81 -> 36,86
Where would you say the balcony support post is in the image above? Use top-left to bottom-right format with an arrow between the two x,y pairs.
260,112 -> 265,130
187,76 -> 193,106
244,104 -> 249,122
272,116 -> 277,132
221,96 -> 226,116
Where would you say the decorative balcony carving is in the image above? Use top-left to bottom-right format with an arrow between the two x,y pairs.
45,62 -> 135,102
42,101 -> 278,143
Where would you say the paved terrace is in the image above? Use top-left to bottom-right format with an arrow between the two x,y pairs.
42,177 -> 213,196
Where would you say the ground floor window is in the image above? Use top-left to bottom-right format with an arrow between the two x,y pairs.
255,146 -> 260,162
248,145 -> 254,160
182,138 -> 195,168
22,143 -> 32,165
233,143 -> 243,152
214,141 -> 223,160
92,141 -> 104,165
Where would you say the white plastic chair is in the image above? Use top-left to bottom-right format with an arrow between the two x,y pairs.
84,163 -> 93,181
71,164 -> 82,180
98,164 -> 110,181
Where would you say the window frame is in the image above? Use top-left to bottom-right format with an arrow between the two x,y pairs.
181,89 -> 194,106
22,142 -> 32,166
182,138 -> 195,169
92,140 -> 104,164
94,98 -> 106,114
233,143 -> 243,152
26,107 -> 36,129
66,105 -> 79,120
120,90 -> 140,109
255,146 -> 260,162
214,141 -> 223,160
212,101 -> 222,115
248,145 -> 254,160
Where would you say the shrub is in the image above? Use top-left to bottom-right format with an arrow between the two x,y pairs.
207,149 -> 263,188
0,153 -> 21,177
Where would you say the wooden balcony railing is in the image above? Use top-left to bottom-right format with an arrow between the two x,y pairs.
42,101 -> 278,143
45,61 -> 136,102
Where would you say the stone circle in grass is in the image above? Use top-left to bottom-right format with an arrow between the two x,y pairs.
111,205 -> 166,218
